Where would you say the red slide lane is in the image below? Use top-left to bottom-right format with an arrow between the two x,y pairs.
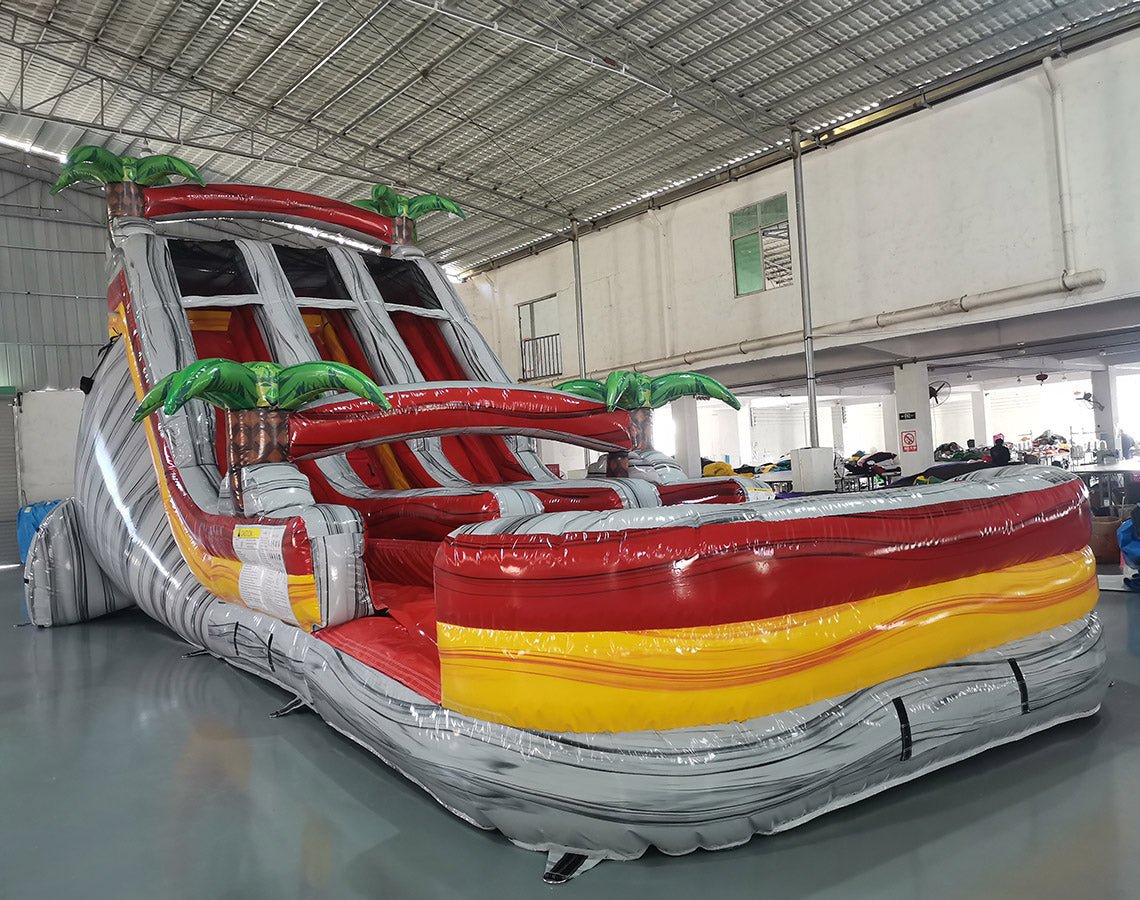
435,478 -> 1091,632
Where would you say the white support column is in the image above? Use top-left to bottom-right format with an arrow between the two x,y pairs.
1091,368 -> 1120,456
892,363 -> 935,476
830,404 -> 845,456
672,395 -> 703,478
880,395 -> 899,455
736,405 -> 753,466
970,388 -> 990,447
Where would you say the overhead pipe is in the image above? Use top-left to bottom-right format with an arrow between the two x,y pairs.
1042,56 -> 1078,281
791,126 -> 819,447
563,268 -> 1105,380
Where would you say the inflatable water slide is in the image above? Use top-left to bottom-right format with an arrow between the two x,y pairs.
25,150 -> 1107,882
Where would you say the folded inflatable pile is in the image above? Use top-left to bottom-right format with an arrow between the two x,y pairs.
25,150 -> 1107,882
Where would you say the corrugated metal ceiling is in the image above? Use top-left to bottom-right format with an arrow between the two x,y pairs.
0,0 -> 1136,273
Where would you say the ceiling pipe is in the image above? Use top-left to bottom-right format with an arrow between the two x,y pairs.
549,268 -> 1105,381
1042,56 -> 1078,281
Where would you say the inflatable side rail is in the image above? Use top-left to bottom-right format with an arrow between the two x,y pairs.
434,467 -> 1099,733
143,184 -> 397,244
287,386 -> 633,460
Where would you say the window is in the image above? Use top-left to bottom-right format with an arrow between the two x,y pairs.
730,194 -> 792,296
273,246 -> 351,300
360,255 -> 442,310
517,295 -> 561,381
168,239 -> 256,297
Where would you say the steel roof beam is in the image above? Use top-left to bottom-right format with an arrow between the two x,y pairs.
304,16 -> 442,123
739,0 -> 1040,105
270,1 -> 397,107
707,0 -> 889,85
391,0 -> 676,96
0,8 -> 568,224
230,2 -> 323,95
538,0 -> 781,131
369,39 -> 535,149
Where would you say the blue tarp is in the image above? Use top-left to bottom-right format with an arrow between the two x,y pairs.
17,500 -> 61,563
1120,519 -> 1140,570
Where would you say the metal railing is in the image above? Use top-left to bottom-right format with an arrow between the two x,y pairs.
520,333 -> 562,381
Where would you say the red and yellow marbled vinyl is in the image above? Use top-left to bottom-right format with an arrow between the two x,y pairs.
437,549 -> 1098,732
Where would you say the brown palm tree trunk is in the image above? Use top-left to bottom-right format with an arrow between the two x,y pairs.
105,182 -> 144,218
225,409 -> 290,514
392,216 -> 416,245
629,407 -> 653,452
606,408 -> 654,478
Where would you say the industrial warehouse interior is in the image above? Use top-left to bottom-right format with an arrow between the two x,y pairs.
3,0 -> 1140,897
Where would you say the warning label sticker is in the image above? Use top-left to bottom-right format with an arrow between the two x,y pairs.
901,430 -> 918,452
232,524 -> 286,568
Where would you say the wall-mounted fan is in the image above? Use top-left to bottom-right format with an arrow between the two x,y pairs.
1077,391 -> 1104,411
929,380 -> 952,406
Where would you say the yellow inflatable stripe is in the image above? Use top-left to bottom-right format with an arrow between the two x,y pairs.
437,549 -> 1098,732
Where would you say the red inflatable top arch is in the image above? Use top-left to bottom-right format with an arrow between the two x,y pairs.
143,184 -> 396,244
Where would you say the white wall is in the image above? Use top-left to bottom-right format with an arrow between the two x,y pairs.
984,379 -> 1096,445
1118,373 -> 1140,444
843,402 -> 888,458
747,401 -> 842,465
932,396 -> 975,448
457,30 -> 1140,380
0,156 -> 108,391
15,389 -> 85,502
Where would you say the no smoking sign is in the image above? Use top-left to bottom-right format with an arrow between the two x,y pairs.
901,430 -> 918,452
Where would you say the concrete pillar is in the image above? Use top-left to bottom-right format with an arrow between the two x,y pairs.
880,395 -> 899,455
892,363 -> 934,476
830,404 -> 845,456
736,405 -> 753,465
672,395 -> 703,478
1090,368 -> 1119,455
970,389 -> 990,447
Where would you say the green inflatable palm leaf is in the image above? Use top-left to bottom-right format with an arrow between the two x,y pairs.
370,184 -> 404,217
406,194 -> 465,220
132,359 -> 391,420
558,370 -> 739,411
604,370 -> 650,411
52,161 -> 119,192
648,373 -> 740,410
53,144 -> 203,195
166,359 -> 263,414
554,378 -> 607,403
66,146 -> 124,178
277,361 -> 392,411
135,154 -> 206,187
352,184 -> 465,222
133,372 -> 179,421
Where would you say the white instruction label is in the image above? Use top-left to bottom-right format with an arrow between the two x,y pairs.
232,524 -> 286,568
238,565 -> 294,622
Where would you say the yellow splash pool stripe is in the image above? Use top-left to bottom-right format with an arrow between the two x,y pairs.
437,549 -> 1098,732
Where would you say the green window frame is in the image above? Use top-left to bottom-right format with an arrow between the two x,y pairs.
730,194 -> 793,297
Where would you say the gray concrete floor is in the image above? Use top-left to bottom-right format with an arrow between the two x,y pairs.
4,565 -> 1140,900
